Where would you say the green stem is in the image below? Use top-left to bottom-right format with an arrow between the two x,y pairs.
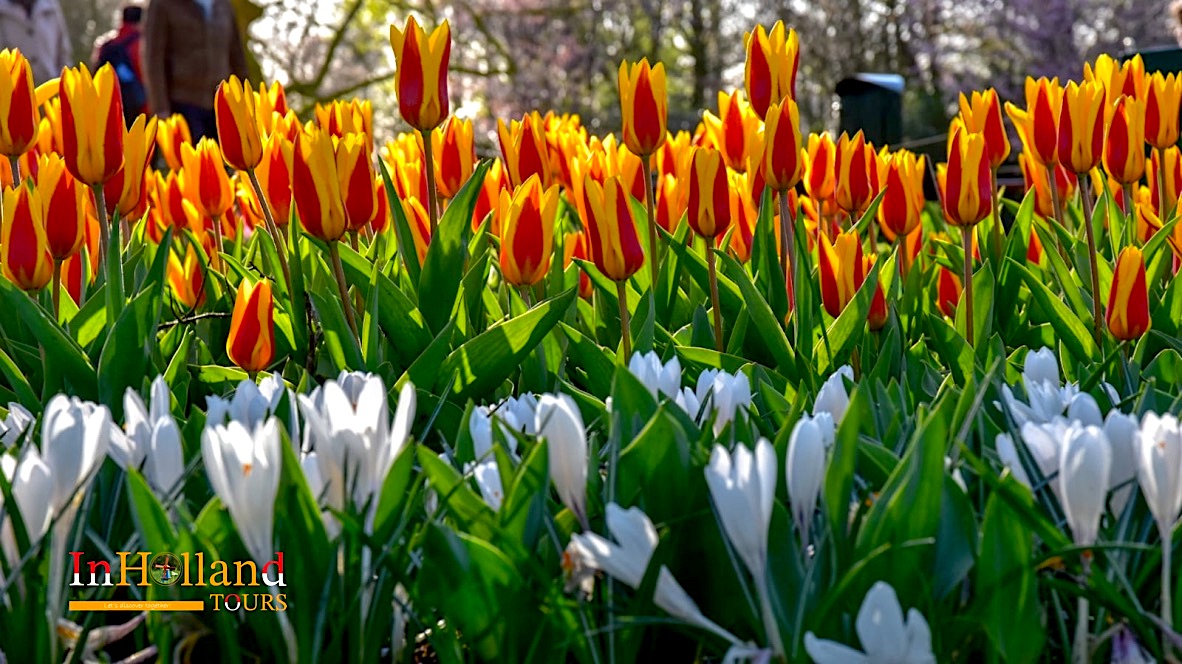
707,247 -> 723,353
1163,527 -> 1173,659
617,279 -> 631,360
962,225 -> 975,348
644,153 -> 659,288
1074,556 -> 1091,664
247,168 -> 292,292
1048,165 -> 1069,262
1079,176 -> 1102,346
93,185 -> 110,271
8,155 -> 20,185
779,190 -> 796,310
51,259 -> 61,319
421,129 -> 441,237
329,241 -> 359,339
989,167 -> 1002,263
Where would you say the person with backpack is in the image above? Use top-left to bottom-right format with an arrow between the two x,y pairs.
92,4 -> 148,126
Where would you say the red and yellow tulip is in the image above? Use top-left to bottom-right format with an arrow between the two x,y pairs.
580,174 -> 644,282
654,172 -> 685,233
1103,95 -> 1147,185
686,147 -> 731,239
180,138 -> 233,219
618,59 -> 667,156
168,244 -> 206,310
291,126 -> 347,243
1150,146 -> 1182,219
498,112 -> 551,189
431,116 -> 475,199
835,131 -> 873,216
1106,246 -> 1149,341
702,90 -> 761,172
959,89 -> 1009,169
103,114 -> 157,218
803,132 -> 836,205
226,278 -> 275,372
215,76 -> 263,172
761,97 -> 802,192
1084,53 -> 1145,106
1021,153 -> 1077,219
1,183 -> 51,290
156,113 -> 191,171
1145,71 -> 1182,151
744,21 -> 799,119
39,154 -> 86,261
0,50 -> 39,157
818,229 -> 865,318
877,149 -> 925,241
336,133 -> 379,232
255,133 -> 293,225
1056,80 -> 1105,175
942,127 -> 992,226
59,64 -> 124,185
936,266 -> 962,318
498,174 -> 558,287
1005,77 -> 1062,167
389,16 -> 451,132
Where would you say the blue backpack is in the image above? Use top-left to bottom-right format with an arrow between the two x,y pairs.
97,33 -> 146,126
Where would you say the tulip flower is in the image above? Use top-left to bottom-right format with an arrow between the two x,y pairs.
655,130 -> 692,179
535,393 -> 588,529
877,150 -> 924,241
389,16 -> 450,132
1104,95 -> 1147,186
1145,72 -> 1182,151
943,128 -> 992,227
1149,146 -> 1182,220
168,244 -> 205,310
1137,413 -> 1182,630
1057,81 -> 1105,177
1,183 -> 51,291
431,116 -> 475,199
291,126 -> 347,243
314,99 -> 374,153
581,173 -> 644,355
618,59 -> 667,157
654,172 -> 685,233
498,111 -> 551,190
59,64 -> 124,187
805,582 -> 934,664
1135,186 -> 1162,245
1106,246 -> 1149,342
155,113 -> 191,171
787,415 -> 828,547
936,265 -> 961,318
744,21 -> 799,118
702,90 -> 761,172
0,50 -> 39,159
255,133 -> 293,225
254,80 -> 288,136
226,278 -> 275,373
687,146 -> 732,350
601,135 -> 646,203
202,417 -> 282,564
180,138 -> 233,220
39,153 -> 86,262
335,133 -> 378,234
1005,77 -> 1062,169
498,174 -> 558,288
401,196 -> 432,264
818,229 -> 865,318
835,131 -> 874,217
803,132 -> 836,207
115,376 -> 184,494
215,76 -> 263,172
705,438 -> 784,657
371,178 -> 390,233
723,170 -> 757,263
762,97 -> 803,193
1085,53 -> 1145,106
102,114 -> 157,219
959,89 -> 1010,169
472,158 -> 506,232
1020,153 -> 1077,219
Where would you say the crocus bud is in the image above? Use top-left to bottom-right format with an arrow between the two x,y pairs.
705,438 -> 776,590
388,16 -> 450,132
498,174 -> 558,287
787,416 -> 827,546
1106,246 -> 1149,341
202,418 -> 282,563
813,366 -> 853,424
60,64 -> 124,185
535,394 -> 587,528
686,147 -> 732,239
226,279 -> 275,373
1104,95 -> 1147,185
1059,424 -> 1111,546
1136,413 -> 1182,541
618,59 -> 667,156
0,49 -> 39,157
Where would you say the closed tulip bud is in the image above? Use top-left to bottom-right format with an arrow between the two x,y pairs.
103,114 -> 157,218
291,126 -> 347,243
835,131 -> 873,216
1085,53 -> 1146,107
1005,77 -> 1062,167
498,174 -> 558,287
787,416 -> 828,546
314,99 -> 374,154
1060,424 -> 1111,547
431,116 -> 475,199
472,158 -> 506,232
1021,153 -> 1077,219
617,58 -> 667,156
937,265 -> 962,318
702,90 -> 761,172
866,254 -> 887,330
226,278 -> 275,372
724,170 -> 757,262
687,147 -> 731,239
877,150 -> 924,240
1,183 -> 51,290
803,132 -> 836,203
37,97 -> 61,155
1145,72 -> 1182,150
602,135 -> 646,203
498,112 -> 551,189
1137,186 -> 1163,245
402,196 -> 431,264
335,133 -> 378,232
762,97 -> 802,191
0,50 -> 39,157
180,138 -> 233,218
255,133 -> 293,225
818,230 -> 865,318
155,113 -> 191,171
1104,95 -> 1147,185
654,172 -> 685,233
168,244 -> 205,309
60,64 -> 124,185
959,89 -> 1010,168
38,153 -> 86,261
581,174 -> 644,282
656,130 -> 692,179
1106,246 -> 1149,341
943,127 -> 992,226
371,179 -> 390,233
744,21 -> 799,119
1057,81 -> 1106,175
254,80 -> 288,136
389,16 -> 450,132
215,76 -> 263,171
1150,147 -> 1182,222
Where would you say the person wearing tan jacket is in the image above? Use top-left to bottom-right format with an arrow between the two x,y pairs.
142,0 -> 247,141
0,0 -> 71,83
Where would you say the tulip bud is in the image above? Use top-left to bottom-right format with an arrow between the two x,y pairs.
959,89 -> 1010,169
1145,72 -> 1182,151
1,183 -> 51,290
291,126 -> 348,243
787,416 -> 827,546
723,170 -> 758,262
336,133 -> 379,232
315,99 -> 374,154
937,265 -> 962,318
215,76 -> 263,172
1004,77 -> 1062,168
877,150 -> 924,240
60,64 -> 125,185
535,394 -> 587,528
580,174 -> 644,282
38,153 -> 87,261
254,80 -> 288,137
0,50 -> 39,157
431,116 -> 475,199
1085,53 -> 1145,107
762,97 -> 803,192
1020,153 -> 1077,219
744,21 -> 799,118
835,131 -> 873,216
1106,246 -> 1149,341
401,196 -> 432,264
617,59 -> 667,156
655,130 -> 692,179
1060,424 -> 1111,546
654,172 -> 685,233
686,147 -> 732,239
255,133 -> 293,225
180,138 -> 233,219
168,244 -> 205,309
498,112 -> 551,189
1056,81 -> 1105,175
388,16 -> 450,132
702,90 -> 761,172
1149,146 -> 1182,220
803,132 -> 836,205
818,229 -> 865,318
472,158 -> 506,232
155,113 -> 191,172
943,127 -> 992,226
1104,95 -> 1147,185
103,114 -> 158,218
866,254 -> 887,331
226,278 -> 275,373
498,175 -> 558,287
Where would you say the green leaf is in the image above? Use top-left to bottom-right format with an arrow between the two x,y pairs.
0,278 -> 97,399
976,488 -> 1045,663
817,258 -> 882,374
716,251 -> 795,373
378,158 -> 422,285
418,161 -> 490,333
335,242 -> 432,367
125,470 -> 178,551
98,287 -> 162,420
308,290 -> 364,372
1012,259 -> 1098,362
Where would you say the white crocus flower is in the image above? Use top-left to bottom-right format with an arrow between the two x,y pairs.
1111,625 -> 1154,664
42,395 -> 112,514
0,402 -> 33,446
995,433 -> 1032,490
0,448 -> 53,568
1023,347 -> 1060,387
484,393 -> 539,437
814,366 -> 853,424
209,375 -> 300,445
568,504 -> 750,650
628,351 -> 682,400
1060,424 -> 1111,547
1019,418 -> 1072,497
1104,410 -> 1139,516
1066,392 -> 1103,427
202,418 -> 283,563
114,377 -> 184,494
695,369 -> 752,435
536,394 -> 588,528
1137,413 -> 1182,541
787,417 -> 828,547
804,581 -> 935,664
465,409 -> 507,510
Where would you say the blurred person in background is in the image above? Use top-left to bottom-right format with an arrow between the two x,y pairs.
93,4 -> 147,125
0,0 -> 70,82
143,0 -> 247,141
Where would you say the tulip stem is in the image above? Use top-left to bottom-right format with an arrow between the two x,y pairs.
329,241 -> 359,339
616,279 -> 631,360
421,129 -> 441,237
1124,183 -> 1136,247
779,190 -> 796,313
962,225 -> 975,348
989,167 -> 1002,263
1158,147 -> 1174,223
1163,530 -> 1173,658
1049,165 -> 1067,235
644,153 -> 659,288
707,248 -> 724,353
211,214 -> 225,272
246,168 -> 292,294
51,259 -> 61,319
1080,178 -> 1103,346
8,155 -> 20,184
1075,556 -> 1091,664
93,185 -> 110,271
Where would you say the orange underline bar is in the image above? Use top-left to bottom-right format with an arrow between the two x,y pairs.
69,600 -> 204,612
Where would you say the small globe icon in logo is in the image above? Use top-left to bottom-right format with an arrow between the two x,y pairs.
150,553 -> 181,586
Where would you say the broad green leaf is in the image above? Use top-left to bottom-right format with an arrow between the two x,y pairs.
418,161 -> 490,333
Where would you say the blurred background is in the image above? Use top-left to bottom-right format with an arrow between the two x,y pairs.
65,0 -> 1181,148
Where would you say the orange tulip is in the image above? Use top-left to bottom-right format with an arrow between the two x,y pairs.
103,114 -> 157,218
39,154 -> 86,261
401,196 -> 432,264
1106,246 -> 1149,341
724,170 -> 758,262
226,278 -> 275,372
702,90 -> 761,172
180,138 -> 233,219
1134,186 -> 1161,245
498,174 -> 558,287
1150,146 -> 1182,219
803,132 -> 836,204
314,99 -> 374,153
1104,95 -> 1147,185
544,114 -> 585,190
168,244 -> 206,309
686,147 -> 731,239
959,89 -> 1010,169
291,126 -> 347,243
1021,153 -> 1077,219
654,172 -> 685,233
383,133 -> 429,204
942,127 -> 992,226
156,113 -> 191,171
389,16 -> 450,132
472,158 -> 507,232
762,97 -> 803,192
215,75 -> 263,172
371,179 -> 390,233
655,130 -> 692,179
255,133 -> 293,225
157,170 -> 189,230
744,21 -> 799,119
0,50 -> 39,157
498,112 -> 551,189
1,184 -> 51,290
1005,77 -> 1062,167
1085,53 -> 1146,107
936,266 -> 962,318
60,64 -> 124,185
336,133 -> 378,232
431,116 -> 475,199
580,174 -> 644,282
1145,72 -> 1182,150
835,131 -> 873,216
254,80 -> 288,137
1056,80 -> 1105,175
618,59 -> 667,156
877,149 -> 925,241
818,229 -> 865,318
